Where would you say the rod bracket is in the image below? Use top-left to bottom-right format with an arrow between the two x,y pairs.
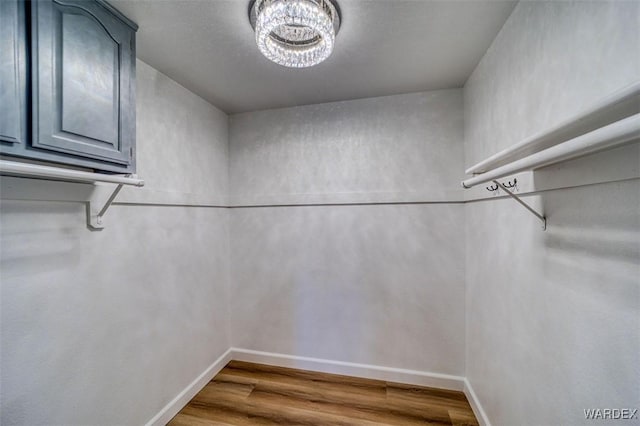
493,180 -> 546,230
87,184 -> 124,230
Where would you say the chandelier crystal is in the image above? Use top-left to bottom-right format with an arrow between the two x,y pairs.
249,0 -> 341,68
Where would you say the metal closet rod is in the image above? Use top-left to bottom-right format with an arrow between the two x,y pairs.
461,113 -> 640,189
0,160 -> 145,186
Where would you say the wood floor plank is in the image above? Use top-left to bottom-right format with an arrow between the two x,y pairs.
386,384 -> 471,412
168,412 -> 233,426
448,408 -> 480,426
227,361 -> 388,387
386,382 -> 469,402
168,361 -> 478,426
248,386 -> 450,426
192,379 -> 255,402
224,361 -> 387,397
248,374 -> 387,407
214,372 -> 261,387
179,404 -> 275,426
241,393 -> 388,426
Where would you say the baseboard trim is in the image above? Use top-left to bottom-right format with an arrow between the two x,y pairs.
230,347 -> 465,391
145,348 -> 233,426
145,348 -> 488,426
464,378 -> 491,426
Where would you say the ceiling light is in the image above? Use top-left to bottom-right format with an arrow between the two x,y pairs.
249,0 -> 341,68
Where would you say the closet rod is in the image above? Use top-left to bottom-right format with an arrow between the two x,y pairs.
0,160 -> 144,186
465,81 -> 640,174
461,113 -> 640,189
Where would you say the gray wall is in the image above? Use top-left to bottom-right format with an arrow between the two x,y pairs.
0,61 -> 230,425
230,90 -> 464,205
4,3 -> 639,423
463,1 -> 640,425
229,90 -> 467,375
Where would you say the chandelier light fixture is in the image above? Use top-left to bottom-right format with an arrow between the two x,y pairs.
249,0 -> 341,68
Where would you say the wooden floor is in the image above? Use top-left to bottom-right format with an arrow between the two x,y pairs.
168,361 -> 479,426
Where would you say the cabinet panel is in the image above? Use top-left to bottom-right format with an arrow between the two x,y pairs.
61,12 -> 119,144
31,0 -> 136,170
0,0 -> 28,148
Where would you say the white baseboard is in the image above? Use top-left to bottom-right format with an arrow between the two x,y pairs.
230,347 -> 465,391
145,348 -> 233,426
464,378 -> 491,426
145,347 -> 490,426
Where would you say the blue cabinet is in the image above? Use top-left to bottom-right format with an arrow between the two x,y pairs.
0,0 -> 28,149
0,0 -> 138,173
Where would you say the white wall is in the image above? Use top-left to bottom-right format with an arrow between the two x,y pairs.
230,90 -> 464,205
5,3 -> 639,423
463,2 -> 640,425
0,61 -> 230,425
229,90 -> 467,376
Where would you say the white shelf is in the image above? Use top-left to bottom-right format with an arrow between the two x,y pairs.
461,81 -> 640,231
465,81 -> 640,175
0,160 -> 144,186
0,159 -> 144,230
461,113 -> 640,188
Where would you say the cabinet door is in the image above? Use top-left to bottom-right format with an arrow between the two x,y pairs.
0,0 -> 28,149
31,0 -> 137,172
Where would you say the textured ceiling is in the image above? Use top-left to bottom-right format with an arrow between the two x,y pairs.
110,0 -> 516,114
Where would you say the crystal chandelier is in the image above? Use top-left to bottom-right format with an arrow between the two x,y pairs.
249,0 -> 341,68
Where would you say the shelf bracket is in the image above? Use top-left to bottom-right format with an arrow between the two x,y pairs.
493,180 -> 546,230
87,184 -> 124,230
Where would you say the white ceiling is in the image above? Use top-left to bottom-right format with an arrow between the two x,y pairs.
110,0 -> 517,114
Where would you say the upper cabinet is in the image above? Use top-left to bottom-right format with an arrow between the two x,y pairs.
0,0 -> 28,148
0,0 -> 138,173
